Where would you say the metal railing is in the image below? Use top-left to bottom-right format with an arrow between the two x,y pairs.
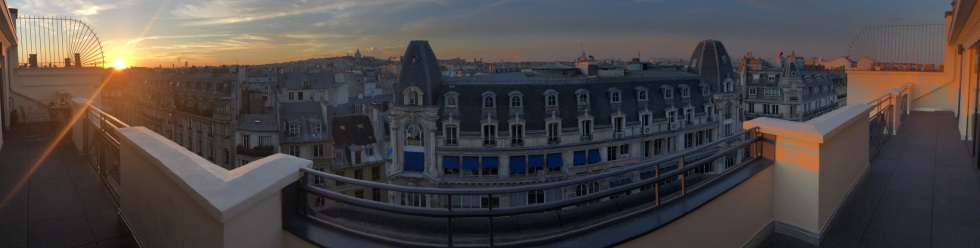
80,103 -> 130,204
291,128 -> 769,246
867,88 -> 909,159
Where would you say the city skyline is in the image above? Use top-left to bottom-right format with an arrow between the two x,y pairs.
9,0 -> 947,67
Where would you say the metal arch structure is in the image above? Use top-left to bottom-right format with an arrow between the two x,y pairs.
846,23 -> 945,65
16,15 -> 105,68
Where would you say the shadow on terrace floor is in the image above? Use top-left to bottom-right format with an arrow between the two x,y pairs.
760,111 -> 980,247
0,122 -> 138,248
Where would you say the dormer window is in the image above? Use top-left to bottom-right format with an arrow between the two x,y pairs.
312,123 -> 322,136
663,87 -> 673,99
288,123 -> 300,137
445,92 -> 458,108
608,88 -> 622,103
546,92 -> 558,107
637,88 -> 648,101
701,85 -> 710,96
768,75 -> 776,81
482,92 -> 496,108
403,87 -> 423,106
509,91 -> 523,108
680,87 -> 690,98
576,89 -> 590,105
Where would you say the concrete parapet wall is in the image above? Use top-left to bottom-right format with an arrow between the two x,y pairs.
116,126 -> 311,248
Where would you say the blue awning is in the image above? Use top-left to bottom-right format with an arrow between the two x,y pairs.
443,156 -> 459,169
588,149 -> 601,164
529,154 -> 545,168
482,156 -> 499,169
547,153 -> 563,168
573,151 -> 586,165
404,152 -> 424,172
510,156 -> 526,174
462,156 -> 480,170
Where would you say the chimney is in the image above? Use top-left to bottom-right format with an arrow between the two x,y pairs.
74,53 -> 81,67
64,58 -> 71,67
28,54 -> 37,68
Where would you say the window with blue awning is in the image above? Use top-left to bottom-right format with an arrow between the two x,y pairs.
573,151 -> 586,165
443,156 -> 460,169
462,156 -> 480,170
404,152 -> 424,172
510,156 -> 526,174
482,156 -> 499,168
529,155 -> 545,168
588,149 -> 601,164
547,153 -> 563,168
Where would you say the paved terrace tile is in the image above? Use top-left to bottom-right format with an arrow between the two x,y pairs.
760,111 -> 980,248
0,122 -> 137,248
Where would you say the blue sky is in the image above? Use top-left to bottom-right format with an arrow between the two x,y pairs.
8,0 -> 949,67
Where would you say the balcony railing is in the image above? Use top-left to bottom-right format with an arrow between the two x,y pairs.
237,145 -> 275,157
287,128 -> 770,246
78,99 -> 130,203
868,87 -> 909,159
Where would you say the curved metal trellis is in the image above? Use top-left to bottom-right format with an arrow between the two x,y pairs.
846,23 -> 945,65
16,15 -> 105,68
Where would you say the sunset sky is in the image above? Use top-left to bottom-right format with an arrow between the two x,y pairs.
8,0 -> 948,67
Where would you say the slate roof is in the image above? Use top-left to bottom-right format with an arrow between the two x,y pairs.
238,114 -> 278,132
279,102 -> 331,143
331,115 -> 377,146
282,71 -> 336,90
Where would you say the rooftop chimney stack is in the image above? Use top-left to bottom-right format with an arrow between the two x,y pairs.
74,53 -> 81,67
28,54 -> 37,68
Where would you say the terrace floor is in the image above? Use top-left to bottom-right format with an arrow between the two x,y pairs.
0,122 -> 138,248
761,111 -> 980,247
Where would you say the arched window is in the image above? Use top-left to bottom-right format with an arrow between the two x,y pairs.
544,90 -> 559,107
405,124 -> 424,146
609,88 -> 621,103
508,91 -> 523,108
445,92 -> 458,108
576,89 -> 590,105
482,92 -> 496,108
403,87 -> 423,106
638,90 -> 647,101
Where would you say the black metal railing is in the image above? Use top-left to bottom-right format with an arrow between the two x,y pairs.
290,128 -> 771,246
80,102 -> 130,204
867,88 -> 909,159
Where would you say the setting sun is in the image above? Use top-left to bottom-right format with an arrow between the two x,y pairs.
112,59 -> 126,69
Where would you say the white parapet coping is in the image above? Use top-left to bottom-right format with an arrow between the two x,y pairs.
743,103 -> 873,245
116,126 -> 312,222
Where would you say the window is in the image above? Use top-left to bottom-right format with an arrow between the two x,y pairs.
620,144 -> 630,156
544,90 -> 559,107
312,123 -> 322,136
510,124 -> 524,146
288,145 -> 300,157
445,92 -> 458,108
681,87 -> 690,98
768,75 -> 776,81
748,88 -> 757,95
405,88 -> 422,105
610,90 -> 621,103
482,92 -> 496,108
528,190 -> 545,205
667,110 -> 676,123
705,106 -> 715,121
509,91 -> 522,108
663,88 -> 673,99
706,128 -> 714,143
701,85 -> 710,96
445,125 -> 458,145
335,171 -> 345,186
483,124 -> 496,146
608,146 -> 618,161
547,122 -> 560,144
241,134 -> 250,148
298,92 -> 304,100
355,190 -> 364,199
314,168 -> 325,186
577,92 -> 590,105
637,87 -> 649,101
654,138 -> 664,155
355,169 -> 363,180
405,124 -> 423,146
258,136 -> 271,146
696,130 -> 705,146
640,113 -> 651,127
580,119 -> 592,137
684,133 -> 694,149
373,188 -> 381,201
643,141 -> 651,157
313,144 -> 324,158
613,116 -> 624,133
289,92 -> 295,100
764,88 -> 781,96
288,123 -> 300,137
371,166 -> 381,180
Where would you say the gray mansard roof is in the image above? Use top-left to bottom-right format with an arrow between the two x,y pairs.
439,69 -> 715,132
282,71 -> 336,90
238,114 -> 278,132
278,102 -> 332,143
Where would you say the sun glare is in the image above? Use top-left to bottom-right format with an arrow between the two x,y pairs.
112,59 -> 126,69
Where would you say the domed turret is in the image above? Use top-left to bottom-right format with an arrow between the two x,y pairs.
395,40 -> 443,106
688,39 -> 737,92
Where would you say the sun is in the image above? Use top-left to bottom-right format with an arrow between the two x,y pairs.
112,59 -> 126,69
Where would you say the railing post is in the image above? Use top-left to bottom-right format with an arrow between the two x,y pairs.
654,163 -> 660,206
487,193 -> 494,247
447,194 -> 453,247
679,156 -> 686,195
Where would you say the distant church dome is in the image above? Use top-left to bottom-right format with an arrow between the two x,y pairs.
354,48 -> 362,60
